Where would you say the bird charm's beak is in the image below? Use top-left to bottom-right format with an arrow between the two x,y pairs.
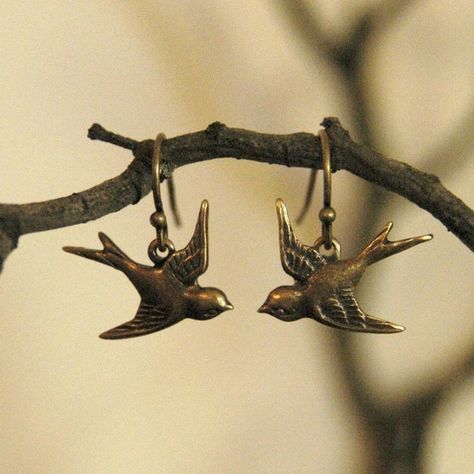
224,303 -> 234,311
257,304 -> 269,314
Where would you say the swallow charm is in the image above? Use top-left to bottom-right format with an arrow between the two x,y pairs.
64,133 -> 232,339
64,200 -> 233,339
258,200 -> 433,333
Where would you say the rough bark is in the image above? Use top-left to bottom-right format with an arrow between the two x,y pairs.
0,117 -> 472,272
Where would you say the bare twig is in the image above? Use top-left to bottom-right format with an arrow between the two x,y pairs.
365,0 -> 418,32
277,0 -> 341,63
1,118 -> 472,274
87,123 -> 137,150
279,0 -> 418,70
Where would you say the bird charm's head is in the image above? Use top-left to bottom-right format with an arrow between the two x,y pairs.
186,286 -> 233,320
258,286 -> 304,321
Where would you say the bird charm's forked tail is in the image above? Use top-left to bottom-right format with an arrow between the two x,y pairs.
63,232 -> 132,271
358,221 -> 433,266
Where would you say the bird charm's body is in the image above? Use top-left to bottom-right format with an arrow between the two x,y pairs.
258,200 -> 432,333
64,200 -> 233,339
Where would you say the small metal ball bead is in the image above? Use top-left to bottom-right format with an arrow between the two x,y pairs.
150,212 -> 167,228
319,207 -> 336,223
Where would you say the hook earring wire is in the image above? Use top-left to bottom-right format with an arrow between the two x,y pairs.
148,133 -> 175,263
315,129 -> 340,258
320,129 -> 331,210
151,133 -> 166,214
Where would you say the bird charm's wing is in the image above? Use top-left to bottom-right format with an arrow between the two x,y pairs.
164,200 -> 209,285
318,287 -> 405,333
277,199 -> 326,281
99,301 -> 178,339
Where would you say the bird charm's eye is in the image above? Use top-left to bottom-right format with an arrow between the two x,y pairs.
205,309 -> 219,317
275,308 -> 288,316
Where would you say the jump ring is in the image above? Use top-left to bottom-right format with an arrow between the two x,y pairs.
314,236 -> 341,261
148,238 -> 175,264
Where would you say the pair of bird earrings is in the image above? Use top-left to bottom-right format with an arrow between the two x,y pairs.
64,130 -> 433,339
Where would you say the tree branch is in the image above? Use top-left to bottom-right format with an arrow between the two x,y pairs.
321,118 -> 474,250
0,118 -> 472,272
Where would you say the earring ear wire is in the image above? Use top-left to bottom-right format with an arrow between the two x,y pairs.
148,133 -> 175,264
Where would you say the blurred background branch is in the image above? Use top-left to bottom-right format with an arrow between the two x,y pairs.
280,2 -> 474,473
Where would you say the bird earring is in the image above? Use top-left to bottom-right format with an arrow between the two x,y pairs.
258,129 -> 433,333
64,133 -> 233,339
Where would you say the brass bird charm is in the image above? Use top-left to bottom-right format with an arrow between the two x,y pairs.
258,200 -> 433,333
64,200 -> 233,339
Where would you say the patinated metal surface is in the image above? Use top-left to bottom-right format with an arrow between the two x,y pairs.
258,200 -> 432,333
63,134 -> 232,339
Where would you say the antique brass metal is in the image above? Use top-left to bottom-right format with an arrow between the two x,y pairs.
64,134 -> 232,339
318,129 -> 336,250
258,130 -> 433,333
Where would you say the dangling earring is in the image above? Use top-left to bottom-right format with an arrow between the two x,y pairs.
258,129 -> 433,333
64,133 -> 233,339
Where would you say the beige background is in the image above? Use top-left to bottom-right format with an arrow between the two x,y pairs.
1,1 -> 473,472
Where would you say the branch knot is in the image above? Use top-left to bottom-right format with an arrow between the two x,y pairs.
205,121 -> 226,140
